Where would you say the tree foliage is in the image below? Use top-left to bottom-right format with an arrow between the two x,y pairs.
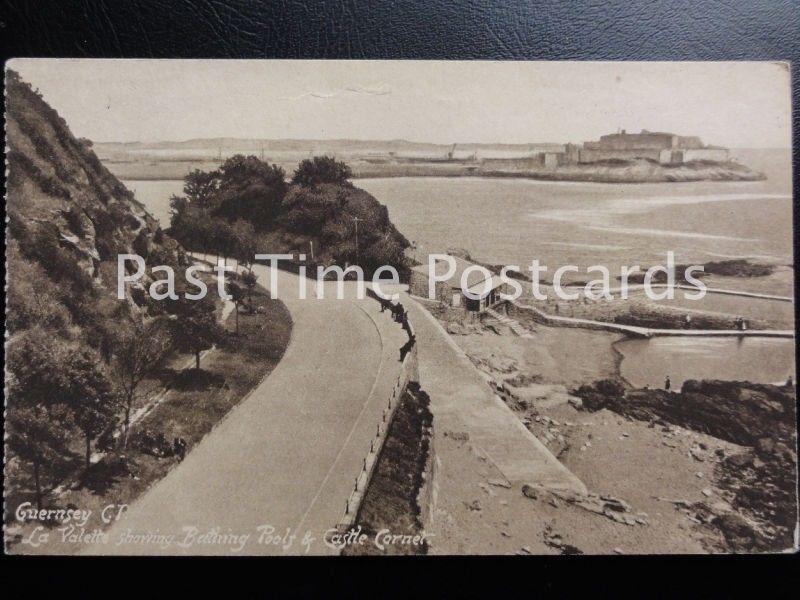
6,404 -> 73,509
6,239 -> 71,333
291,156 -> 352,187
242,270 -> 258,309
111,318 -> 174,444
212,155 -> 287,229
167,155 -> 408,278
166,295 -> 225,369
6,330 -> 116,503
62,349 -> 117,468
229,282 -> 245,335
183,168 -> 219,208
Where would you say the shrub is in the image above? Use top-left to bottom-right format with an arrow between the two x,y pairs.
292,156 -> 352,186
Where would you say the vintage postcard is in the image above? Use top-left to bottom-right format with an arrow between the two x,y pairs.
4,59 -> 796,555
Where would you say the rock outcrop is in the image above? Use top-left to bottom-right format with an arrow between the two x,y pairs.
574,379 -> 795,447
574,378 -> 797,551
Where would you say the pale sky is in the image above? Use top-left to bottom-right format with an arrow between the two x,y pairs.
8,59 -> 792,148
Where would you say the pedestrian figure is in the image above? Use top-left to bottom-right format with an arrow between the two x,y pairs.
173,437 -> 187,461
664,375 -> 671,391
400,335 -> 415,361
786,376 -> 794,388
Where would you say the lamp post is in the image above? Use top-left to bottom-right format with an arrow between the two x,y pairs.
353,216 -> 362,265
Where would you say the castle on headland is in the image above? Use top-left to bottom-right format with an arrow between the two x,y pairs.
531,129 -> 729,167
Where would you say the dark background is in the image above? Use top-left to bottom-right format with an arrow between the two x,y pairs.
1,0 -> 796,184
1,0 -> 797,157
0,0 -> 797,61
1,0 -> 798,592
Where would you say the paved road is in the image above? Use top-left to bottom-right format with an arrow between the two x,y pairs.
92,264 -> 404,555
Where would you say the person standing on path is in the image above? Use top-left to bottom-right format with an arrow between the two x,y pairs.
665,375 -> 671,391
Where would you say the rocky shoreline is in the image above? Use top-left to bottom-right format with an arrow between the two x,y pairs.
573,379 -> 797,551
432,297 -> 796,553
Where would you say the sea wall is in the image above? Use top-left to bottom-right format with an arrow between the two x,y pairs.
335,291 -> 419,532
339,381 -> 434,555
508,300 -> 651,337
415,415 -> 438,530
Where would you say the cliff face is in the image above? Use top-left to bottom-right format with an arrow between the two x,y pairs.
5,69 -> 183,338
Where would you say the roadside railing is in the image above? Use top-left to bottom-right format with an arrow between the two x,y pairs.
336,290 -> 418,532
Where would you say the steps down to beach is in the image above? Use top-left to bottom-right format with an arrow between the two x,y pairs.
485,307 -> 535,338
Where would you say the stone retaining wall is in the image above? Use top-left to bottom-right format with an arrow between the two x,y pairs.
336,291 -> 419,531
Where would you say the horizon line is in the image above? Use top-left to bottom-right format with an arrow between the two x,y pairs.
92,136 -> 792,151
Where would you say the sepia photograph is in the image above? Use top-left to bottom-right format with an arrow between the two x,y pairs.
3,58 -> 797,556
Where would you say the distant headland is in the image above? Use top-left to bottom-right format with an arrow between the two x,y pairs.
96,130 -> 766,183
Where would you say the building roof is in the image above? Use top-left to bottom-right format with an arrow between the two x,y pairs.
411,255 -> 496,291
465,274 -> 504,297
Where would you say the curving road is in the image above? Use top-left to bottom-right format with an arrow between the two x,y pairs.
91,263 -> 404,555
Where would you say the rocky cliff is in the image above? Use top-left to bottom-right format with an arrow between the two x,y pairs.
5,69 -> 184,341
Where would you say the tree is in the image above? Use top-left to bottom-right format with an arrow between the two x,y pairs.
229,282 -> 245,335
167,295 -> 225,369
211,220 -> 238,265
230,219 -> 257,269
291,156 -> 352,187
168,202 -> 216,257
111,318 -> 174,445
6,330 -> 76,508
169,194 -> 189,230
6,404 -> 72,510
183,169 -> 220,209
62,349 -> 117,468
211,155 -> 287,229
363,234 -> 411,281
242,270 -> 258,312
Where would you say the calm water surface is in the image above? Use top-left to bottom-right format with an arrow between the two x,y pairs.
121,149 -> 794,387
124,149 -> 792,272
617,336 -> 795,389
356,149 -> 792,271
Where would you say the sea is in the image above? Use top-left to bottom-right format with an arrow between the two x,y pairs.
121,148 -> 795,388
